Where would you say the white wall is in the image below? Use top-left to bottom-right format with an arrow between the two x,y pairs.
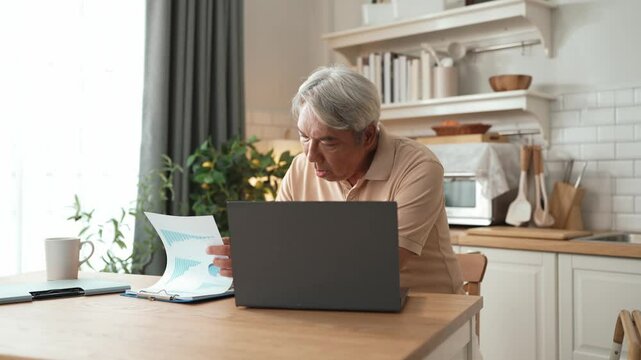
244,0 -> 332,140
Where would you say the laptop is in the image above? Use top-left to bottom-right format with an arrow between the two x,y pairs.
227,201 -> 408,312
0,279 -> 130,305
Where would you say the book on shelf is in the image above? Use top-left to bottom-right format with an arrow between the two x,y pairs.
357,51 -> 429,105
420,50 -> 435,100
374,53 -> 382,101
410,58 -> 420,101
398,55 -> 407,102
393,56 -> 400,103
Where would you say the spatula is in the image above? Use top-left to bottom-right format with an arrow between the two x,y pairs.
506,145 -> 532,226
533,146 -> 555,227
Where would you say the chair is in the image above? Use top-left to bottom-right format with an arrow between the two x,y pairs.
610,309 -> 641,360
456,252 -> 488,339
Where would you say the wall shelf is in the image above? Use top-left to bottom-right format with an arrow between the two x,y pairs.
379,90 -> 555,142
322,0 -> 555,60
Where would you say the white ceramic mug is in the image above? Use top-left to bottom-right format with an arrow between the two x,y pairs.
45,237 -> 95,280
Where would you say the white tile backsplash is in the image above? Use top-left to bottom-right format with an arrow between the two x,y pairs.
564,92 -> 597,110
614,214 -> 641,232
597,160 -> 635,177
581,108 -> 615,126
616,178 -> 641,195
613,196 -> 634,213
583,211 -> 612,230
580,176 -> 613,195
550,129 -> 564,145
547,144 -> 581,160
615,89 -> 635,106
550,87 -> 641,231
563,126 -> 597,143
584,193 -> 612,212
597,91 -> 615,107
597,125 -> 635,142
551,111 -> 580,128
616,106 -> 641,124
616,142 -> 641,159
581,143 -> 615,160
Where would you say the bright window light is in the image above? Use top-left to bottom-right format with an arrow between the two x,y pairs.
0,0 -> 146,275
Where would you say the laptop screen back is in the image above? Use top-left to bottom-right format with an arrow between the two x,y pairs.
227,201 -> 403,312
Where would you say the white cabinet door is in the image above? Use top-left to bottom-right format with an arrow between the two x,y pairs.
460,246 -> 558,360
558,254 -> 641,360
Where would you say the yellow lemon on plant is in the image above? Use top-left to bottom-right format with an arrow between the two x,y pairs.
251,159 -> 260,167
254,181 -> 264,190
202,161 -> 213,169
201,183 -> 210,190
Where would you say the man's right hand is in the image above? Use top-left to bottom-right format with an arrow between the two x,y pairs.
206,236 -> 233,277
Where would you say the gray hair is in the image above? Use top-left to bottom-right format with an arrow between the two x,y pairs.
291,66 -> 380,134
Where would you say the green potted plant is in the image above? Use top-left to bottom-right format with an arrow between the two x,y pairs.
187,135 -> 295,235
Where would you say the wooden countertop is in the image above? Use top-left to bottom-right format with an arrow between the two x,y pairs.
449,226 -> 641,259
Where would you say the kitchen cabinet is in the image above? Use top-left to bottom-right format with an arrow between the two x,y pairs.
558,254 -> 641,360
460,246 -> 558,360
321,0 -> 557,142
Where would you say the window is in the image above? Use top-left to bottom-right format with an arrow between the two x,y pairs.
0,0 -> 146,275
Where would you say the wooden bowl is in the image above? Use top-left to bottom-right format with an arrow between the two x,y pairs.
489,74 -> 532,91
432,123 -> 491,136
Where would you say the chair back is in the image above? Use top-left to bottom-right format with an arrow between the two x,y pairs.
457,252 -> 488,296
610,309 -> 641,360
456,252 -> 488,340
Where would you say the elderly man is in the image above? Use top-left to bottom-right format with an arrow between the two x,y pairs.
208,66 -> 463,294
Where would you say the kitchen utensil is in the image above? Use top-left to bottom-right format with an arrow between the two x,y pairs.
433,65 -> 458,98
562,159 -> 574,183
532,146 -> 555,227
539,156 -> 555,227
549,181 -> 586,230
574,162 -> 587,188
505,145 -> 532,226
466,226 -> 591,240
421,42 -> 442,67
489,74 -> 532,91
447,42 -> 467,61
441,57 -> 455,67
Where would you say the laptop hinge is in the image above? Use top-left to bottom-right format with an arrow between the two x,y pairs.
30,287 -> 85,300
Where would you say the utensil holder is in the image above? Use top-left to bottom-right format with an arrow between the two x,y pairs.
549,181 -> 585,230
433,66 -> 458,98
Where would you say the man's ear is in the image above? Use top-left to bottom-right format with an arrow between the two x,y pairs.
363,123 -> 378,149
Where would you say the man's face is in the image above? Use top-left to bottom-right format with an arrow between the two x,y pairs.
297,104 -> 376,185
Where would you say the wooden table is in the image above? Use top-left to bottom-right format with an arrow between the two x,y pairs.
0,272 -> 482,360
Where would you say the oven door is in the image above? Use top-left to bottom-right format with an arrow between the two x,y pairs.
443,172 -> 491,226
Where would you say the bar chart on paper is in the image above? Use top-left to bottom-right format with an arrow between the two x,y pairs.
130,213 -> 234,299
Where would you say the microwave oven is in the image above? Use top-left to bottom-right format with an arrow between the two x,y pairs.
443,172 -> 517,226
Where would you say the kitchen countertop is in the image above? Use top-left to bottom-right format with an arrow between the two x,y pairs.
448,226 -> 641,259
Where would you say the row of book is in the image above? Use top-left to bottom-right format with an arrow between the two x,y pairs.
356,50 -> 440,104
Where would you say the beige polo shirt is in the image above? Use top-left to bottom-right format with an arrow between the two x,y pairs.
276,125 -> 463,294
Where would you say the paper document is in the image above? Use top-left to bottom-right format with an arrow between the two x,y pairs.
125,212 -> 233,302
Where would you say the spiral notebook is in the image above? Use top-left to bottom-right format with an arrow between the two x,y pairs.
124,213 -> 234,303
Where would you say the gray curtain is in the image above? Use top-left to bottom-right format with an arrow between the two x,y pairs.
134,0 -> 244,275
